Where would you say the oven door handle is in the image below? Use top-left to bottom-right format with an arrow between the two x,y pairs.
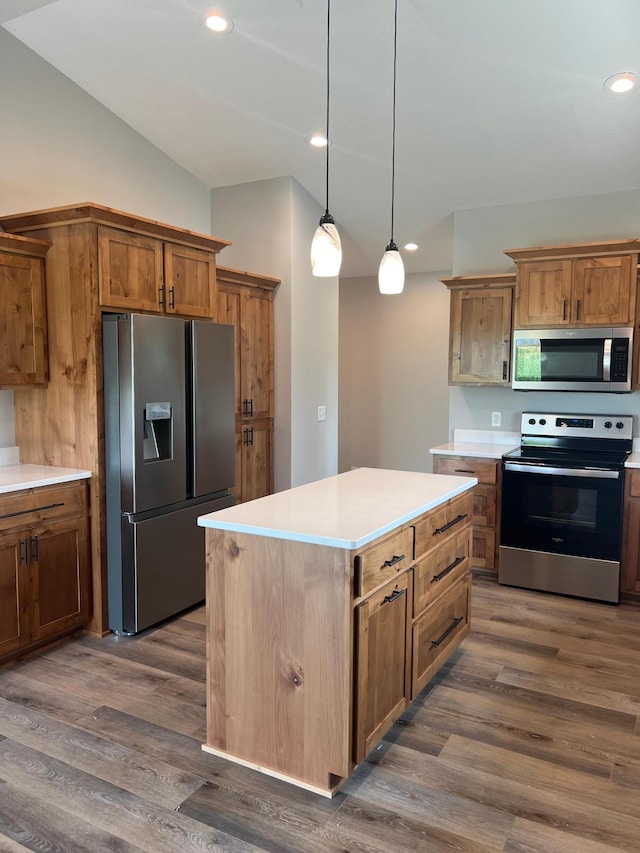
503,462 -> 620,479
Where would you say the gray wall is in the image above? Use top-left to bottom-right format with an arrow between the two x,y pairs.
339,272 -> 450,473
0,30 -> 214,449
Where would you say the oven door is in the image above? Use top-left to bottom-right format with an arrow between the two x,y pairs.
500,462 -> 624,562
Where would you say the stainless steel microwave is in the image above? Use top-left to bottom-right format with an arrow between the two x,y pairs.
512,327 -> 633,392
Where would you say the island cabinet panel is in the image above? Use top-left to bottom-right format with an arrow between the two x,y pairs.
621,469 -> 640,599
412,526 -> 470,616
413,490 -> 472,556
354,572 -> 412,764
354,525 -> 415,597
204,530 -> 353,794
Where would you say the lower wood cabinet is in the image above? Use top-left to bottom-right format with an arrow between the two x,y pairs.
354,572 -> 412,764
621,469 -> 640,599
0,480 -> 91,663
233,419 -> 273,503
433,455 -> 499,575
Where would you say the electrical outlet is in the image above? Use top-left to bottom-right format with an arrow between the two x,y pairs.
317,405 -> 326,422
491,411 -> 501,427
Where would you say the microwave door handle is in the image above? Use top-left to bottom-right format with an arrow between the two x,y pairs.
603,339 -> 612,382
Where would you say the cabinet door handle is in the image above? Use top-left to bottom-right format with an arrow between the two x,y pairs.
31,535 -> 39,562
169,286 -> 175,309
431,616 -> 463,648
159,284 -> 166,307
562,299 -> 567,321
383,588 -> 406,605
431,556 -> 465,583
249,398 -> 254,417
502,360 -> 507,380
243,427 -> 250,446
576,299 -> 581,321
433,513 -> 467,536
382,554 -> 405,568
20,538 -> 28,565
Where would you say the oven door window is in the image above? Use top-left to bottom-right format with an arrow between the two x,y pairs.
500,469 -> 623,561
514,338 -> 604,382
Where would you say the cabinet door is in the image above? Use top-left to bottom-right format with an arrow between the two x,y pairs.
516,260 -> 572,327
164,243 -> 217,319
449,287 -> 512,385
622,472 -> 640,595
98,227 -> 164,312
572,256 -> 635,326
240,289 -> 273,419
29,517 -> 91,644
217,288 -> 242,418
412,574 -> 471,699
240,419 -> 273,503
0,535 -> 30,659
354,572 -> 412,764
0,251 -> 48,387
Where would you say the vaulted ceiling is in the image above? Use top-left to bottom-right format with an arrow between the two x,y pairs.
3,0 -> 640,276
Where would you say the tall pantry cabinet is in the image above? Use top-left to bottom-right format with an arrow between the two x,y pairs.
215,265 -> 279,503
0,203 -> 230,635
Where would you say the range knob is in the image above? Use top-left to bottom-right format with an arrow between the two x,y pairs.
604,421 -> 612,429
616,422 -> 625,429
528,418 -> 536,425
539,418 -> 547,425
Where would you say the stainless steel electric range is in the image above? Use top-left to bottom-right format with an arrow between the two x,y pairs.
499,412 -> 633,603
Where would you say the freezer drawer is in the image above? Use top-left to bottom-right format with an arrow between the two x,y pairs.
109,496 -> 233,634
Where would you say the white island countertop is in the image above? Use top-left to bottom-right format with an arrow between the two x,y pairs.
0,464 -> 91,494
198,467 -> 477,550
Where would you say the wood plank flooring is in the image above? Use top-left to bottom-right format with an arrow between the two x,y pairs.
1,578 -> 640,852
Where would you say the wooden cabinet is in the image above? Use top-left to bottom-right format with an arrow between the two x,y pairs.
504,241 -> 640,328
433,455 -> 499,575
621,469 -> 640,599
441,274 -> 515,386
0,203 -> 229,636
98,226 -> 218,318
0,233 -> 50,388
354,572 -> 412,763
0,480 -> 90,662
217,266 -> 279,503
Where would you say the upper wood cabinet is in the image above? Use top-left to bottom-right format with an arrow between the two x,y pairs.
504,240 -> 640,328
0,233 -> 50,388
98,226 -> 219,318
441,274 -> 515,386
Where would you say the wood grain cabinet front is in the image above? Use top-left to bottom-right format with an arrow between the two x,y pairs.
0,234 -> 50,388
504,242 -> 640,328
621,468 -> 640,599
0,480 -> 91,663
98,226 -> 218,318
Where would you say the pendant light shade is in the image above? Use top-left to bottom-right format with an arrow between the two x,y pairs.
311,0 -> 342,277
378,0 -> 404,295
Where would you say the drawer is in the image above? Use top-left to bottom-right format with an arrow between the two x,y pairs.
629,469 -> 640,498
0,482 -> 88,534
472,484 -> 496,527
433,456 -> 498,485
354,525 -> 415,598
413,527 -> 470,616
412,573 -> 471,699
413,491 -> 472,559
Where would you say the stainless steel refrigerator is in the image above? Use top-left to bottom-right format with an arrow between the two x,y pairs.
102,312 -> 235,634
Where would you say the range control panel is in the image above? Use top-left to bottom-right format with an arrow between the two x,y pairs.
521,412 -> 633,440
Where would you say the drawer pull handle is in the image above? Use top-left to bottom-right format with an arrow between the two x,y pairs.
434,513 -> 467,536
431,616 -> 464,648
454,469 -> 474,474
31,535 -> 39,562
20,538 -> 28,565
0,501 -> 65,522
383,588 -> 406,605
159,284 -> 166,307
431,556 -> 465,583
383,554 -> 405,568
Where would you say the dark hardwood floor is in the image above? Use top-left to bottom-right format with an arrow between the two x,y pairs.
1,577 -> 640,852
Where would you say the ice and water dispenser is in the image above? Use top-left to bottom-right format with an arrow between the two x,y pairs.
143,402 -> 173,462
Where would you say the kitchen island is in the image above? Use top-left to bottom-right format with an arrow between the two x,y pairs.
197,467 -> 476,796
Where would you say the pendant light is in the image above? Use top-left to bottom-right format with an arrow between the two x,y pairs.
378,0 -> 404,295
311,0 -> 342,277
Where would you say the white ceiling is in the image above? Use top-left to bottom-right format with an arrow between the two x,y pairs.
3,0 -> 640,277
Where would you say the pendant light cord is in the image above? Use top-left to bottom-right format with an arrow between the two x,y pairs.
324,0 -> 331,216
389,0 -> 398,245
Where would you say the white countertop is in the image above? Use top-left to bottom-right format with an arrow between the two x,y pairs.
626,453 -> 640,468
198,467 -> 477,549
0,464 -> 91,494
430,428 -> 519,460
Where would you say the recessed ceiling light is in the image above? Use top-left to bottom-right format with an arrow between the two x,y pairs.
603,72 -> 637,93
205,12 -> 234,33
404,242 -> 419,251
309,135 -> 328,148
